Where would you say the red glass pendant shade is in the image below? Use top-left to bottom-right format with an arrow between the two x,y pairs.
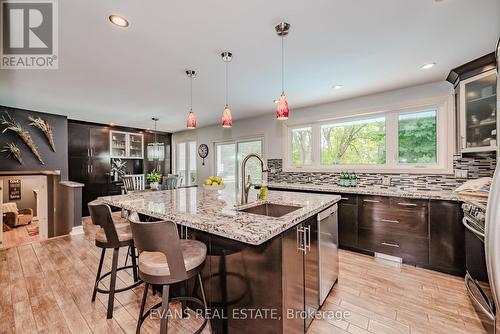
276,94 -> 289,120
186,111 -> 196,129
222,105 -> 233,128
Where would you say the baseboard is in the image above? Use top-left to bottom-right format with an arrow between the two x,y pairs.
70,225 -> 84,236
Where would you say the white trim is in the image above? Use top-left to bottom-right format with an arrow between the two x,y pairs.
282,96 -> 454,174
70,225 -> 84,236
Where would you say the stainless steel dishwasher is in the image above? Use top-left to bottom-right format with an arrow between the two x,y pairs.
318,203 -> 339,305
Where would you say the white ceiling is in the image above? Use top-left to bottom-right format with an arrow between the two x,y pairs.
0,0 -> 499,132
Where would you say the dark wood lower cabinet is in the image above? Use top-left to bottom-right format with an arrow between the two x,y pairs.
269,187 -> 466,276
338,196 -> 358,249
428,200 -> 465,276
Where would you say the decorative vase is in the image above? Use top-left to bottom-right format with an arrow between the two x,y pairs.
150,182 -> 159,190
113,172 -> 119,182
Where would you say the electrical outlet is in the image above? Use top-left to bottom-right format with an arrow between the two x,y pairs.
454,169 -> 468,178
382,176 -> 391,186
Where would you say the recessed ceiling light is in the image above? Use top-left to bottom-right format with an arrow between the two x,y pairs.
109,15 -> 129,28
420,62 -> 436,70
332,85 -> 343,90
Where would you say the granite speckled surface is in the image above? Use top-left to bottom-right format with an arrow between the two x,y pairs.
267,182 -> 488,210
98,187 -> 340,245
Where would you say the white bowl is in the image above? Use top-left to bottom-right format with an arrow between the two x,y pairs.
203,184 -> 226,190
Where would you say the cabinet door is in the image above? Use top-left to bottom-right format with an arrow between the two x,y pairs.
429,200 -> 465,275
282,225 -> 305,334
128,133 -> 144,158
459,69 -> 497,152
90,127 -> 110,185
304,217 -> 319,331
110,131 -> 127,158
338,196 -> 358,249
68,122 -> 90,157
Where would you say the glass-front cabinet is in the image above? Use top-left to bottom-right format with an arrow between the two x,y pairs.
459,69 -> 497,153
110,130 -> 144,158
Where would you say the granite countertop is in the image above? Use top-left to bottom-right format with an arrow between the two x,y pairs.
98,187 -> 340,245
267,182 -> 488,210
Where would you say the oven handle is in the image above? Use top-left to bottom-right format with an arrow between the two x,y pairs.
464,272 -> 495,321
462,216 -> 485,238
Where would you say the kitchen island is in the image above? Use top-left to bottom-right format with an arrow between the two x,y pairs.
99,187 -> 340,334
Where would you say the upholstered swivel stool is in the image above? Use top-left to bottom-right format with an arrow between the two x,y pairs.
128,213 -> 209,334
88,201 -> 142,319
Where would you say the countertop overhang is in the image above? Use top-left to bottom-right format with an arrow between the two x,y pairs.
98,187 -> 340,245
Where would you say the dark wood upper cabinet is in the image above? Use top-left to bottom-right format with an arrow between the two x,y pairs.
428,200 -> 465,276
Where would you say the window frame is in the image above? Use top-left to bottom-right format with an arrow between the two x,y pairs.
283,99 -> 453,174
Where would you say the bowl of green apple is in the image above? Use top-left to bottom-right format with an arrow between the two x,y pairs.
203,176 -> 225,190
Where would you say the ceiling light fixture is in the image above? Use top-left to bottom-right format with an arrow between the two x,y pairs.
186,70 -> 197,129
147,117 -> 165,164
333,85 -> 343,90
275,22 -> 290,120
109,15 -> 129,28
221,51 -> 233,128
420,62 -> 436,70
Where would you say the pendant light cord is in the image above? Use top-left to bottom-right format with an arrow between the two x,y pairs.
225,60 -> 229,106
153,119 -> 157,143
281,34 -> 285,95
190,74 -> 193,112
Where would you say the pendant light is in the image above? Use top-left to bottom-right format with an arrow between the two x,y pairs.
186,70 -> 197,129
147,117 -> 165,162
221,51 -> 233,128
275,22 -> 290,120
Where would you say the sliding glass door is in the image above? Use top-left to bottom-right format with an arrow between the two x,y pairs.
215,138 -> 263,190
176,141 -> 197,186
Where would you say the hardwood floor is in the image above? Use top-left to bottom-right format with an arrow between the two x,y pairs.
0,216 -> 487,334
1,219 -> 39,249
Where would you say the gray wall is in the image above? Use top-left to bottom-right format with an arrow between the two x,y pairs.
1,175 -> 44,216
0,106 -> 69,179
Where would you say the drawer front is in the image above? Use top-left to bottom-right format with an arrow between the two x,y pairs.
389,197 -> 428,209
359,206 -> 428,237
336,195 -> 358,205
360,195 -> 390,207
358,228 -> 429,265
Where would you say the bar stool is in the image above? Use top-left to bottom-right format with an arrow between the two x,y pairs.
128,213 -> 209,334
88,201 -> 142,319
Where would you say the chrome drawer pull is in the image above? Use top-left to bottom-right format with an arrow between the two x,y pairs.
381,219 -> 399,224
363,199 -> 380,203
381,242 -> 400,248
341,197 -> 349,200
397,202 -> 417,207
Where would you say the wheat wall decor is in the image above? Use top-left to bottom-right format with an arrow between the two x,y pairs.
1,112 -> 44,164
29,116 -> 56,152
1,142 -> 23,164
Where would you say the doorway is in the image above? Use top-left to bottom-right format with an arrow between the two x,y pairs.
0,175 -> 48,248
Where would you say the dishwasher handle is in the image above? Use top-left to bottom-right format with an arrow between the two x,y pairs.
318,204 -> 338,221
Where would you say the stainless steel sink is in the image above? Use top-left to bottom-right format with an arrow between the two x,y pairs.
238,203 -> 302,217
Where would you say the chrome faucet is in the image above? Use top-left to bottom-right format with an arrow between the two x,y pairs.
241,153 -> 268,205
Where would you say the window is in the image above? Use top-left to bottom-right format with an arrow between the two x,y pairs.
320,117 -> 386,165
290,127 -> 313,166
216,138 -> 263,189
398,110 -> 437,164
284,101 -> 451,173
176,141 -> 197,186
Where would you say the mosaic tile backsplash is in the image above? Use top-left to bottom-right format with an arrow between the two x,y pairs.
267,154 -> 497,192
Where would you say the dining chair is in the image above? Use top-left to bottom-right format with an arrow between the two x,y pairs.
161,175 -> 179,190
128,212 -> 209,334
122,174 -> 145,193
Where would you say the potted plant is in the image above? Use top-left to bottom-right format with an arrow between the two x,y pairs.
147,170 -> 161,190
